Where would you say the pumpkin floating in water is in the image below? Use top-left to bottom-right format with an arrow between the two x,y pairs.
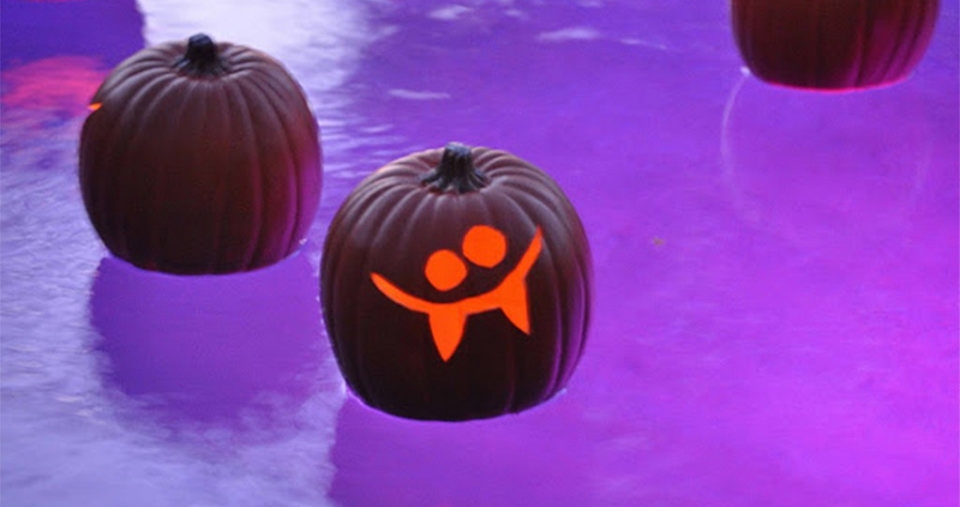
731,0 -> 939,90
79,34 -> 321,274
321,143 -> 592,421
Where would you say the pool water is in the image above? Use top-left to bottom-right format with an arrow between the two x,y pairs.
2,1 -> 957,506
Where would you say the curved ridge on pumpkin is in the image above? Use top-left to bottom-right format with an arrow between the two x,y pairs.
320,144 -> 592,421
79,34 -> 322,274
731,0 -> 939,90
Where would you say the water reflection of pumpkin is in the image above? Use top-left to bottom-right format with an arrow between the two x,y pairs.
89,252 -> 327,429
720,73 -> 934,242
328,397 -> 592,507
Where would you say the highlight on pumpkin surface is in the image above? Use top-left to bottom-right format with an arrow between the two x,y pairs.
370,225 -> 543,361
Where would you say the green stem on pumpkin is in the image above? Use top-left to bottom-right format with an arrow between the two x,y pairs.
174,34 -> 229,77
420,142 -> 490,193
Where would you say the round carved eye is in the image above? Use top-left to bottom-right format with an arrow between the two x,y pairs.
462,225 -> 507,268
424,249 -> 468,291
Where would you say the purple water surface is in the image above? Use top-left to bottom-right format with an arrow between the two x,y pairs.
2,1 -> 957,506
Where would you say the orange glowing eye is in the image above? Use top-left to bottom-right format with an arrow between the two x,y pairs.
424,249 -> 467,291
462,225 -> 507,268
369,226 -> 544,363
88,103 -> 102,112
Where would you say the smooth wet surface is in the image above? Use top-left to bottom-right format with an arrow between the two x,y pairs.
2,1 -> 958,506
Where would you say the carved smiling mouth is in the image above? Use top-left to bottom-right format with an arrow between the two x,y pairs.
370,226 -> 543,361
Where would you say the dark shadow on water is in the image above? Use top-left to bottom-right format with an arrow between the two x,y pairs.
328,396 -> 593,507
89,251 -> 324,433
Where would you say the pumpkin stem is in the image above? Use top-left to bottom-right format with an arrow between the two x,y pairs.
174,33 -> 229,77
421,142 -> 489,193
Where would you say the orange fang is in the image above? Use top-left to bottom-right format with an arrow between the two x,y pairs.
371,226 -> 543,361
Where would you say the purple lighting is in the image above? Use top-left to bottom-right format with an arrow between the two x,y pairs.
1,1 -> 956,506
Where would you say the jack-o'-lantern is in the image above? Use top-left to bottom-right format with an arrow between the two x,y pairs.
321,143 -> 592,421
79,34 -> 321,274
731,0 -> 939,90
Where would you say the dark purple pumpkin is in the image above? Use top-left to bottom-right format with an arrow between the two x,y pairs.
731,0 -> 939,90
79,34 -> 321,274
321,143 -> 592,421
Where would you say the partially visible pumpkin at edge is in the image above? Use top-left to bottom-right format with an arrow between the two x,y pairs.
731,0 -> 940,90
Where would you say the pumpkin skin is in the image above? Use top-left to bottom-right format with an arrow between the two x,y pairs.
79,34 -> 321,274
731,0 -> 939,90
321,143 -> 592,421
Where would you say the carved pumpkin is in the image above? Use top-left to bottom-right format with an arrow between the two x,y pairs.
731,0 -> 939,90
79,34 -> 321,274
321,143 -> 592,421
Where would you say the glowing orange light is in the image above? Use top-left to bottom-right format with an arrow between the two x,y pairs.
88,103 -> 102,112
425,249 -> 467,291
462,225 -> 506,268
371,226 -> 543,361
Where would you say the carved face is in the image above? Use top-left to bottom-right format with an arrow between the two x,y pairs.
321,143 -> 593,421
731,0 -> 940,90
79,34 -> 321,274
